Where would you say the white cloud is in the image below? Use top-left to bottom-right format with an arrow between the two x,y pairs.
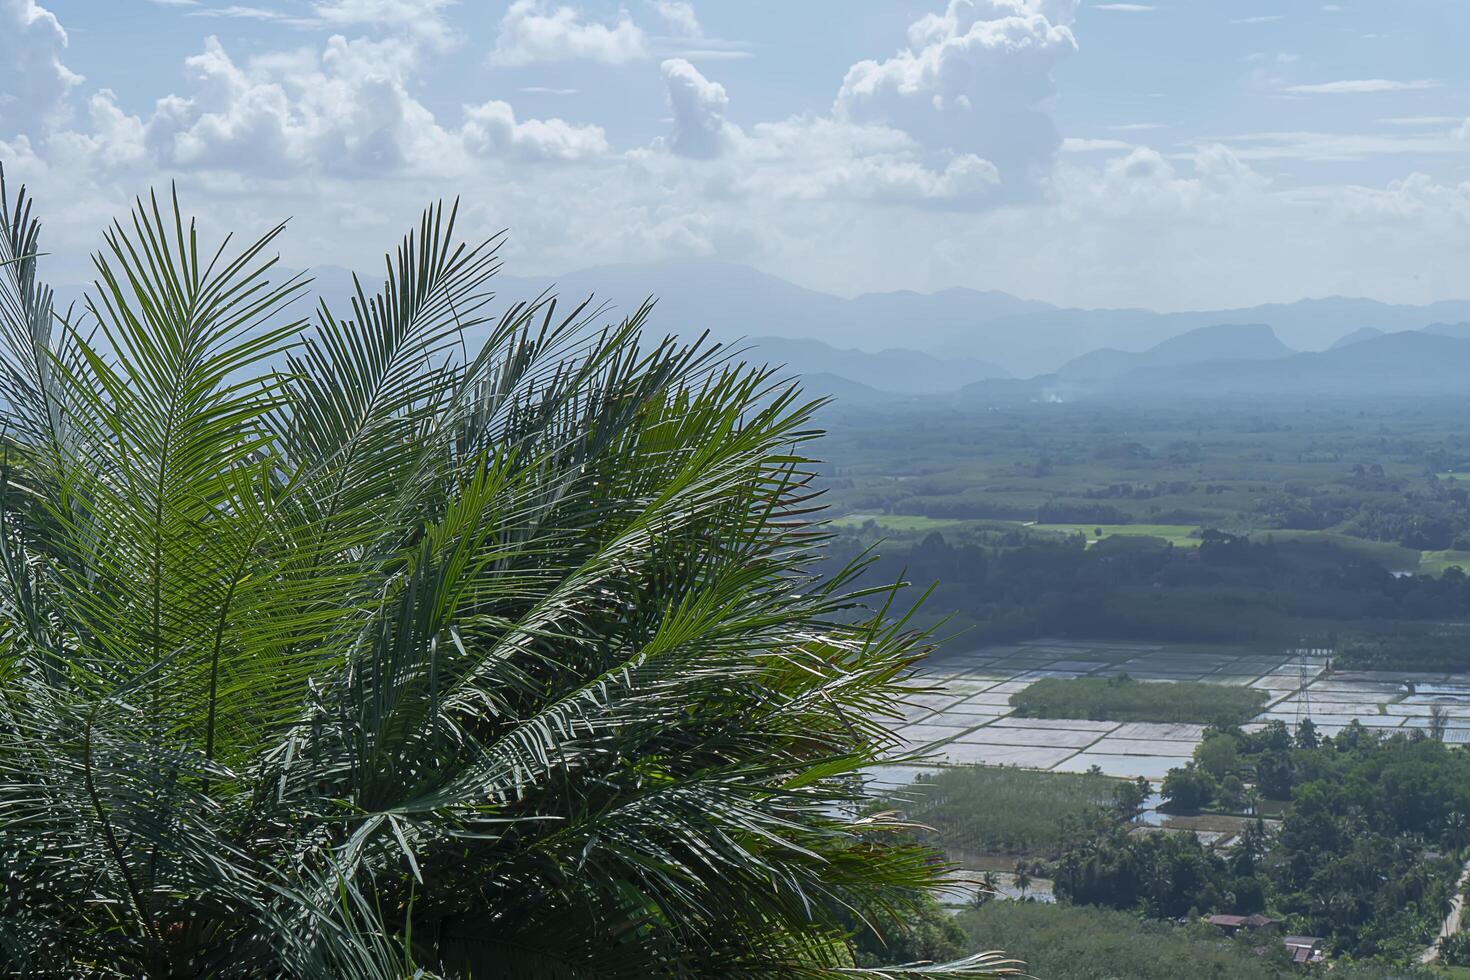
1231,15 -> 1284,24
1285,78 -> 1441,94
1093,3 -> 1153,11
665,114 -> 1003,209
58,29 -> 606,176
1061,137 -> 1133,152
189,5 -> 320,27
462,99 -> 608,161
1381,116 -> 1462,127
647,0 -> 700,37
650,37 -> 1008,209
0,0 -> 83,140
490,1 -> 647,67
834,0 -> 1079,196
1193,129 -> 1470,162
313,0 -> 457,49
136,35 -> 454,174
7,0 -> 1470,319
660,58 -> 733,159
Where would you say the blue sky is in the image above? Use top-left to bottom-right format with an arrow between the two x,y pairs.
2,0 -> 1469,310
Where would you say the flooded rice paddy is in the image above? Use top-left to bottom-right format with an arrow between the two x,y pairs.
873,639 -> 1470,788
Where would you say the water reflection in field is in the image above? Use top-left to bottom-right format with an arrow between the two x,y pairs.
875,638 -> 1470,788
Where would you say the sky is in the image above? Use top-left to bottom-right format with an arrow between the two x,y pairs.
1,0 -> 1469,311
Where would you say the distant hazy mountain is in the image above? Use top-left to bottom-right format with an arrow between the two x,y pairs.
1422,322 -> 1470,340
487,259 -> 1055,355
738,336 -> 1006,394
941,297 -> 1470,376
1330,327 -> 1385,350
1113,331 -> 1470,398
50,259 -> 1470,383
797,372 -> 903,405
1057,323 -> 1291,381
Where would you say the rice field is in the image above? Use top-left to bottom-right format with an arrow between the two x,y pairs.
891,764 -> 1123,858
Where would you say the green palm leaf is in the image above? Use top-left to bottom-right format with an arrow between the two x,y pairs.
0,169 -> 1016,979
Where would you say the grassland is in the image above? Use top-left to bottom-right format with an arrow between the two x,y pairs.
1010,676 -> 1268,726
1420,550 -> 1470,575
1028,522 -> 1201,547
892,765 -> 1121,859
827,514 -> 970,532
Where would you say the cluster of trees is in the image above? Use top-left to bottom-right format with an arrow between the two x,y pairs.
1081,481 -> 1195,501
1011,675 -> 1267,727
822,525 -> 1470,648
1051,826 -> 1265,920
1052,722 -> 1470,960
1339,630 -> 1470,672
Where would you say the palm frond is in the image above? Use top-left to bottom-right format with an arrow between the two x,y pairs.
0,172 -> 1014,979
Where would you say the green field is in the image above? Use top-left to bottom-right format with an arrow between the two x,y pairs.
1027,522 -> 1201,547
1420,550 -> 1470,575
891,765 -> 1124,859
1011,676 -> 1269,726
828,513 -> 971,532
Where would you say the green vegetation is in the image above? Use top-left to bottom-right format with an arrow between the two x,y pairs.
815,396 -> 1470,656
956,902 -> 1438,980
819,396 -> 1470,551
1028,522 -> 1201,547
1338,626 -> 1470,672
1062,723 -> 1470,960
820,521 -> 1470,652
1244,529 -> 1422,571
0,183 -> 1012,977
829,513 -> 972,532
895,765 -> 1145,858
1010,675 -> 1268,726
1421,550 -> 1470,575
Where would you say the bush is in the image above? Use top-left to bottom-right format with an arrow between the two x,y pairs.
1010,675 -> 1268,726
1161,764 -> 1217,812
892,765 -> 1124,858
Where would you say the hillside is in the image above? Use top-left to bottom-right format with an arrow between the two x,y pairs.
742,336 -> 1006,394
1057,323 -> 1291,381
1119,330 -> 1470,398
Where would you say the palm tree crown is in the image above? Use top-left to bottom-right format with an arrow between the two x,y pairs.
0,171 -> 1015,978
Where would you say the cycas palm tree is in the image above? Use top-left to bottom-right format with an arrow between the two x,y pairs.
0,171 -> 1018,979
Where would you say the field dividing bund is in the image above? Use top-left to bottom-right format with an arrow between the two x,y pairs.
869,638 -> 1470,786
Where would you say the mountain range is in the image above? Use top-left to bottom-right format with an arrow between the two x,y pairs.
49,258 -> 1470,401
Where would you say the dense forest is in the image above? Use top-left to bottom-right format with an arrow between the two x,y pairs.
822,525 -> 1470,657
1050,723 -> 1470,960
